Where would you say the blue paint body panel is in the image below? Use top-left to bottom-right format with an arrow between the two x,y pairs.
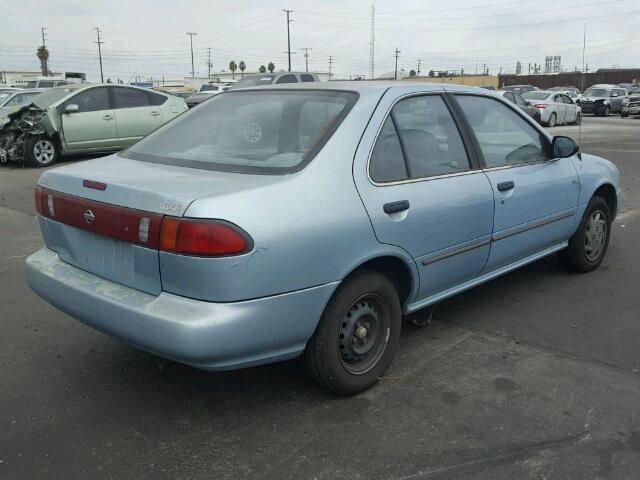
27,82 -> 622,372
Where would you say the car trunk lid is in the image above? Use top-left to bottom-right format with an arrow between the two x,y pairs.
36,154 -> 279,295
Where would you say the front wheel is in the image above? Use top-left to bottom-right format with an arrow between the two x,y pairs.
559,196 -> 612,273
603,105 -> 611,117
305,271 -> 402,395
24,135 -> 59,167
621,113 -> 629,118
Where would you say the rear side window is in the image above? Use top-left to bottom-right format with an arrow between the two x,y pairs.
276,74 -> 297,84
113,87 -> 151,108
456,95 -> 549,168
301,74 -> 315,83
38,81 -> 55,88
146,90 -> 168,106
71,87 -> 110,112
369,118 -> 408,183
122,90 -> 357,174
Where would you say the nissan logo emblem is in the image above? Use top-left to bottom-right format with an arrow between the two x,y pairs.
84,209 -> 96,224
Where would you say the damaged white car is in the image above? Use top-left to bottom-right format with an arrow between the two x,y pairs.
0,84 -> 187,167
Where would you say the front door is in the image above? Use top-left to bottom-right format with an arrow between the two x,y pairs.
454,94 -> 580,272
354,93 -> 495,301
111,86 -> 164,147
62,87 -> 118,151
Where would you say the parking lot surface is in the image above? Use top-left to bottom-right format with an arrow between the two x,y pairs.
1,116 -> 640,479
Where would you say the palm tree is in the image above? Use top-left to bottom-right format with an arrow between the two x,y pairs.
37,46 -> 50,76
259,65 -> 267,73
267,62 -> 275,73
239,61 -> 246,78
229,60 -> 237,79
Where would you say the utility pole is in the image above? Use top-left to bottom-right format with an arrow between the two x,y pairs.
300,47 -> 312,72
369,4 -> 375,79
328,56 -> 333,80
93,27 -> 104,83
41,27 -> 48,76
394,48 -> 401,80
417,59 -> 421,77
283,9 -> 293,71
186,32 -> 197,78
581,23 -> 587,93
206,47 -> 212,78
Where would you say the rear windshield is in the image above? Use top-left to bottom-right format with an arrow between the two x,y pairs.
523,91 -> 551,100
231,76 -> 275,89
121,90 -> 357,174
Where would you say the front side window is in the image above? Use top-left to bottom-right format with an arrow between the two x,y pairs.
38,81 -> 55,88
121,90 -> 356,174
113,87 -> 151,108
70,87 -> 110,112
301,74 -> 315,83
456,95 -> 549,168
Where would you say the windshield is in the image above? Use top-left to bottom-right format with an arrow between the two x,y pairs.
231,76 -> 276,89
32,87 -> 80,108
584,89 -> 609,97
0,92 -> 39,108
523,91 -> 551,100
121,90 -> 357,174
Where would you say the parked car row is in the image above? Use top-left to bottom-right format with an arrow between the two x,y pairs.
498,88 -> 581,127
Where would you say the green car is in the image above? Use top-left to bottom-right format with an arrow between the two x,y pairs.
0,84 -> 187,167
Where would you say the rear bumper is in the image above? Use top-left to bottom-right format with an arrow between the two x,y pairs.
26,248 -> 338,371
622,105 -> 640,115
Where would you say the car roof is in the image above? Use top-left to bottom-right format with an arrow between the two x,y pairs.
242,80 -> 488,94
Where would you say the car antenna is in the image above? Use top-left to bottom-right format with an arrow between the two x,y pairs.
578,23 -> 587,159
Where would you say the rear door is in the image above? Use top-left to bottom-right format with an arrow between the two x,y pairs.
454,94 -> 579,272
561,94 -> 577,122
354,91 -> 495,301
111,86 -> 164,147
62,86 -> 119,151
551,94 -> 567,123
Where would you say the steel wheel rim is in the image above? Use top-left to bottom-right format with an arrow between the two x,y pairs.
338,294 -> 391,375
584,210 -> 607,261
34,140 -> 55,164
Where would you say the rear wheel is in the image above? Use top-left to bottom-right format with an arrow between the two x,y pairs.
559,196 -> 611,273
305,271 -> 402,395
547,112 -> 557,127
24,135 -> 59,167
573,113 -> 582,125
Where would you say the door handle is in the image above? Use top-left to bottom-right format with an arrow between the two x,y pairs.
383,200 -> 410,214
150,111 -> 161,116
497,181 -> 515,192
103,114 -> 114,120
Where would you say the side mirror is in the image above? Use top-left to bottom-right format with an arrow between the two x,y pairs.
552,136 -> 579,158
64,104 -> 79,114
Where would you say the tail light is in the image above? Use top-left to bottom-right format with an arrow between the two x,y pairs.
35,185 -> 55,217
533,103 -> 547,109
160,217 -> 251,256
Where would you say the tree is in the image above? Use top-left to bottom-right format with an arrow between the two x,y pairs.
229,60 -> 238,79
409,69 -> 417,77
259,65 -> 267,73
428,70 -> 435,78
239,61 -> 246,78
267,62 -> 275,73
37,46 -> 50,76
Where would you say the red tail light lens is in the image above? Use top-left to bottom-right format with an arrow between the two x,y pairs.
160,217 -> 250,256
534,103 -> 547,109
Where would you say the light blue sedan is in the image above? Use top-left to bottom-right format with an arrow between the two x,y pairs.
26,83 -> 621,394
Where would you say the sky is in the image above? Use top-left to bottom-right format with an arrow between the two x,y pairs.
2,0 -> 640,82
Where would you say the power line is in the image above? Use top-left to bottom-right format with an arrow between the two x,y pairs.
93,27 -> 104,83
186,32 -> 197,77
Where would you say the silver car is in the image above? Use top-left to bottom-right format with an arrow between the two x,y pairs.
27,83 -> 620,394
523,90 -> 581,127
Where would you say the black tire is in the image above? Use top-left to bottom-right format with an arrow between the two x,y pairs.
603,105 -> 611,117
621,113 -> 629,118
534,112 -> 542,125
573,113 -> 582,125
305,270 -> 402,395
559,196 -> 611,273
24,134 -> 59,167
546,112 -> 557,127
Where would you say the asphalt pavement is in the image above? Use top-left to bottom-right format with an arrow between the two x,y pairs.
1,116 -> 639,479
